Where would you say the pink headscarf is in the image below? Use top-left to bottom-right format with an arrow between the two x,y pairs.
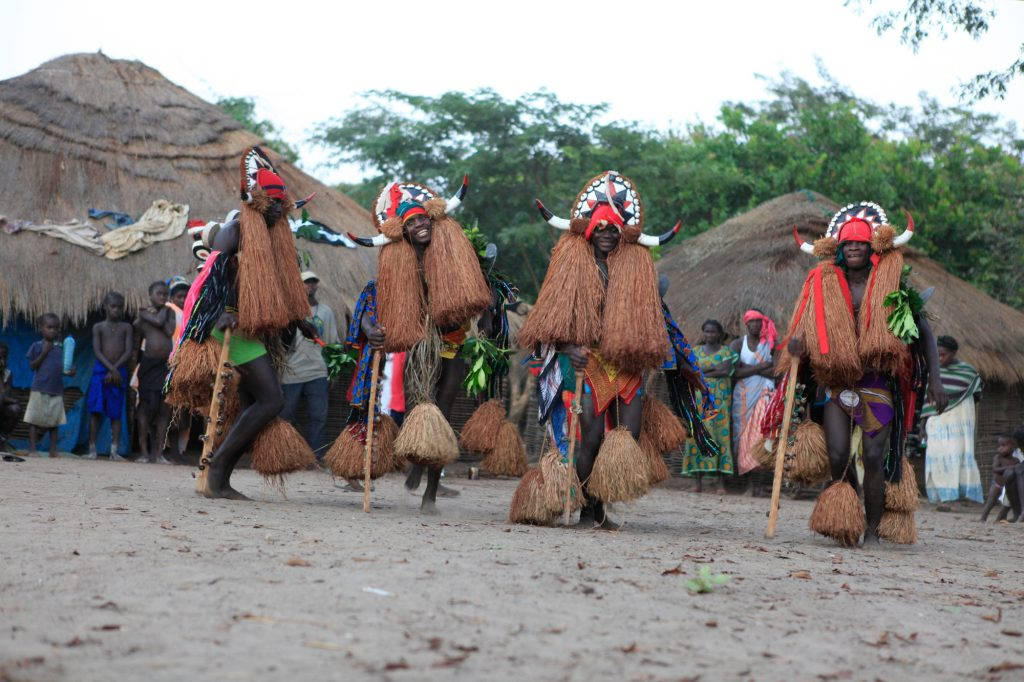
743,309 -> 777,350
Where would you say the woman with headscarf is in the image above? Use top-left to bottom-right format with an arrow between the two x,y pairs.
731,309 -> 778,482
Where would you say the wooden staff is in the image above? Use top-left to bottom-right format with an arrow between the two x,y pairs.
362,350 -> 382,513
195,328 -> 232,494
764,355 -> 801,539
563,375 -> 584,526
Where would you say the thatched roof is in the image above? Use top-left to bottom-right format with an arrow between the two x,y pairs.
0,52 -> 377,324
658,190 -> 1024,386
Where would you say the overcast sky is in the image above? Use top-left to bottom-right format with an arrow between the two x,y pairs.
3,0 -> 1022,184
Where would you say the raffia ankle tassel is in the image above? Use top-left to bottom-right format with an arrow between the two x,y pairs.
877,510 -> 917,544
394,402 -> 459,467
789,421 -> 829,485
639,431 -> 670,485
588,427 -> 650,503
325,414 -> 400,479
640,396 -> 687,453
809,481 -> 865,547
248,418 -> 315,478
459,399 -> 505,453
508,468 -> 554,525
481,420 -> 527,477
883,457 -> 920,512
539,448 -> 583,514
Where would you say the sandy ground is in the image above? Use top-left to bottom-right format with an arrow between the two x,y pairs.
1,456 -> 1023,682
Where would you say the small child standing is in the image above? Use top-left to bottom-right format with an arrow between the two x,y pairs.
979,435 -> 1023,522
87,291 -> 133,459
24,313 -> 67,458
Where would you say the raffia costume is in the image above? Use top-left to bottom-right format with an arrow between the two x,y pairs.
781,202 -> 928,545
164,146 -> 315,481
323,178 -> 522,480
510,171 -> 719,524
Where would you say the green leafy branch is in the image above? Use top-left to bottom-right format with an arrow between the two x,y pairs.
883,264 -> 925,344
320,342 -> 357,380
460,336 -> 514,398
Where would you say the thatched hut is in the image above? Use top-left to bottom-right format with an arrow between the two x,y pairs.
658,190 -> 1024,487
0,53 -> 378,452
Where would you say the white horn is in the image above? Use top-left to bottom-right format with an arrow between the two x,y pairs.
893,210 -> 915,247
535,199 -> 571,230
445,174 -> 469,213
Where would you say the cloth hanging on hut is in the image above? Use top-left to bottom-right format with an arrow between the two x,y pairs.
0,216 -> 106,255
100,200 -> 189,259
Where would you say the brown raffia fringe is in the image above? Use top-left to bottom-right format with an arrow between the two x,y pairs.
858,250 -> 909,376
165,339 -> 220,409
789,421 -> 829,485
394,402 -> 459,467
640,396 -> 687,453
516,233 -> 604,350
508,468 -> 554,525
539,448 -> 584,513
884,457 -> 920,512
779,262 -> 861,388
871,225 -> 895,254
813,237 -> 838,261
599,243 -> 669,374
324,414 -> 401,480
237,205 -> 305,336
459,399 -> 506,453
377,239 -> 427,352
588,427 -> 651,503
248,418 -> 315,477
639,431 -> 670,485
267,211 -> 312,317
877,510 -> 917,544
423,216 -> 492,328
753,437 -> 776,469
481,421 -> 528,477
809,481 -> 865,547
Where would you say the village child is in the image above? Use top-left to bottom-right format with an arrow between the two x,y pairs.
87,291 -> 133,459
24,313 -> 68,458
134,280 -> 175,463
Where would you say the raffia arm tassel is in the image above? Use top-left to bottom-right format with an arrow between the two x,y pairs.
753,437 -> 776,470
871,225 -> 895,253
877,510 -> 917,544
165,339 -> 221,409
789,421 -> 830,485
394,401 -> 459,467
248,418 -> 315,480
324,414 -> 400,480
809,481 -> 866,547
588,427 -> 651,503
508,468 -> 555,525
638,431 -> 670,485
883,457 -> 920,512
539,448 -> 584,513
481,421 -> 528,477
640,396 -> 688,453
459,399 -> 506,453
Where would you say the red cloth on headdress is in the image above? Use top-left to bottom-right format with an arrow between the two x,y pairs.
255,168 -> 287,200
837,218 -> 872,244
585,203 -> 625,240
743,309 -> 778,350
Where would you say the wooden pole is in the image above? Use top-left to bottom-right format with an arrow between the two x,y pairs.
764,356 -> 801,539
196,328 -> 232,494
563,375 -> 584,526
363,350 -> 382,513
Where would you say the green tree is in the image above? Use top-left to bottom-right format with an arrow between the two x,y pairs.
847,0 -> 1023,100
217,96 -> 300,164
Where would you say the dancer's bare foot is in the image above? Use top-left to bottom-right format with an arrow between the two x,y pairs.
862,529 -> 880,546
420,497 -> 439,515
222,485 -> 252,501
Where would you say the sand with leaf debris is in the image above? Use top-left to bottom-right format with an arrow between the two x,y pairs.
1,456 -> 1023,681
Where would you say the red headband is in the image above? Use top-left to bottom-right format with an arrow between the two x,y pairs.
837,218 -> 872,244
256,168 -> 287,200
585,203 -> 625,240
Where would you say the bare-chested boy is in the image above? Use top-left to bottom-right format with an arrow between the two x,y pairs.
134,281 -> 175,463
87,291 -> 133,460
